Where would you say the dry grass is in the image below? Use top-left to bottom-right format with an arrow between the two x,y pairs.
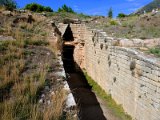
0,40 -> 66,120
0,14 -> 69,120
0,6 -> 5,11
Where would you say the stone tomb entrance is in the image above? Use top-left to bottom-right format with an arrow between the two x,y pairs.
62,24 -> 106,120
62,24 -> 74,41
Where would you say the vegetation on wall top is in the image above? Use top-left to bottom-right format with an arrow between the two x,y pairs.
24,3 -> 53,12
58,4 -> 75,13
0,0 -> 17,10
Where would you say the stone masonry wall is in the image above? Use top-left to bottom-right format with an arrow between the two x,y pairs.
68,24 -> 160,120
70,24 -> 86,70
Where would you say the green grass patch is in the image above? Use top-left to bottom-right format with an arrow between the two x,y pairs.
83,72 -> 132,120
149,47 -> 160,57
0,41 -> 10,51
110,20 -> 118,25
24,39 -> 49,47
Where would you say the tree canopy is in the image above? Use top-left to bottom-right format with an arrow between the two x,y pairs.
0,0 -> 17,10
24,3 -> 53,12
117,13 -> 128,18
58,4 -> 75,13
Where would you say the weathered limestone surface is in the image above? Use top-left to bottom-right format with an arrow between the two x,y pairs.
70,24 -> 86,70
84,28 -> 160,120
60,23 -> 160,120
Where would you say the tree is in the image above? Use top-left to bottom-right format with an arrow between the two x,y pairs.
24,3 -> 53,12
58,4 -> 75,13
45,7 -> 53,12
0,0 -> 17,10
108,7 -> 113,18
117,13 -> 127,18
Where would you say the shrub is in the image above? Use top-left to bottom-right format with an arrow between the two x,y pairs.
150,47 -> 160,57
0,0 -> 16,10
44,6 -> 53,12
24,3 -> 53,12
117,13 -> 128,18
110,20 -> 118,25
0,41 -> 10,51
58,4 -> 75,13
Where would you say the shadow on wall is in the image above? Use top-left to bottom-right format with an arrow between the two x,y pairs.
62,47 -> 107,120
62,26 -> 106,120
68,66 -> 107,120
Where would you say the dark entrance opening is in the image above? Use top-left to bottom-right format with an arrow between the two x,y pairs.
62,25 -> 106,120
62,25 -> 74,41
62,45 -> 75,73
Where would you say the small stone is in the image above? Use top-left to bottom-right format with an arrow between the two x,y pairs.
73,114 -> 77,118
63,82 -> 70,91
41,94 -> 45,98
47,52 -> 50,55
2,11 -> 12,16
51,91 -> 55,95
57,78 -> 62,81
39,99 -> 43,104
45,86 -> 50,90
47,100 -> 51,105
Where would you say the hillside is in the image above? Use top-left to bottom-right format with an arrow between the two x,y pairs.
87,11 -> 160,39
0,8 -> 78,120
134,0 -> 160,14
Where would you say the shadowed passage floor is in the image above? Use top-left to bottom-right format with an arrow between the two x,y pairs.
62,45 -> 106,120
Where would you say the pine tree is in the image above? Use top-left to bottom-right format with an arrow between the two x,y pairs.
108,7 -> 113,18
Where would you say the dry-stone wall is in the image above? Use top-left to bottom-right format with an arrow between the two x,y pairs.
67,23 -> 160,120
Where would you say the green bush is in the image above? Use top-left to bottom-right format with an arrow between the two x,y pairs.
117,13 -> 128,18
0,41 -> 10,51
0,0 -> 16,10
58,4 -> 75,13
24,3 -> 53,12
150,47 -> 160,57
110,20 -> 118,25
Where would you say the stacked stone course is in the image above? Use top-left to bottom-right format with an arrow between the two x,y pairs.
61,23 -> 160,120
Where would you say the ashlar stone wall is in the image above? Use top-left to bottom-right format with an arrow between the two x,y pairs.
67,23 -> 160,120
70,24 -> 86,70
84,28 -> 160,120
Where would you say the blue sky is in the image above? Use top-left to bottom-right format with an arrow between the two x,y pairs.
15,0 -> 152,16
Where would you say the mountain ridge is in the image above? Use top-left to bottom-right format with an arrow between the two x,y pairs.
133,0 -> 160,14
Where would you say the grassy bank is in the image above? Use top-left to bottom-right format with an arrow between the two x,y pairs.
0,39 -> 66,120
83,72 -> 132,120
0,12 -> 70,120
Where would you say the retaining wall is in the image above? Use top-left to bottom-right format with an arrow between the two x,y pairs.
68,23 -> 160,120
